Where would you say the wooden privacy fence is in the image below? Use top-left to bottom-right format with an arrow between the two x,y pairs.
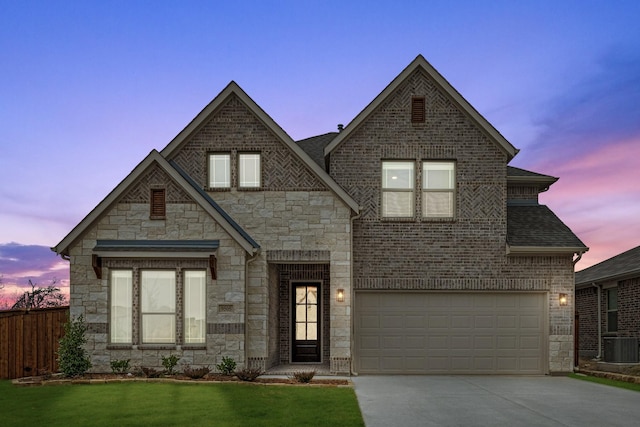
0,306 -> 69,379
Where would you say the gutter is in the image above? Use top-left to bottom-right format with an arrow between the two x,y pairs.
593,282 -> 602,360
244,249 -> 260,369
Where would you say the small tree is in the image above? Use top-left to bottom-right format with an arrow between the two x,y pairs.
57,314 -> 92,377
11,279 -> 67,309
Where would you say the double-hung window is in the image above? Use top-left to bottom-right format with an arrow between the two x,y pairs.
209,154 -> 231,188
607,287 -> 618,333
382,161 -> 415,217
422,161 -> 455,218
110,270 -> 132,343
141,270 -> 176,344
184,270 -> 206,344
239,153 -> 261,188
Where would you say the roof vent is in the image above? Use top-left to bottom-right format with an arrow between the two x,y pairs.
337,124 -> 344,132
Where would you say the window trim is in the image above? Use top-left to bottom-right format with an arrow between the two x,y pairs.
422,161 -> 456,219
238,152 -> 261,189
106,260 -> 208,347
381,160 -> 415,218
208,153 -> 231,189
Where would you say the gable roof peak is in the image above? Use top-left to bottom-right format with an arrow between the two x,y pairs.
324,54 -> 519,160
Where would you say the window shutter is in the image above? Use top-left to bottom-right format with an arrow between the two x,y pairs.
150,188 -> 166,218
411,97 -> 425,123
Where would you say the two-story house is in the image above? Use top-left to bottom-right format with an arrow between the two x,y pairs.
53,55 -> 587,375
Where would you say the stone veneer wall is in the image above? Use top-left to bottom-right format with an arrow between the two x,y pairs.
68,186 -> 247,372
329,68 -> 576,373
205,191 -> 352,373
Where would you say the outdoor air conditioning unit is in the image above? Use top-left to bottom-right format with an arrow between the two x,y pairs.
603,337 -> 639,363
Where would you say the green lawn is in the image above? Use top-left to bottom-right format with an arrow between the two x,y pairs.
0,380 -> 364,427
570,373 -> 640,392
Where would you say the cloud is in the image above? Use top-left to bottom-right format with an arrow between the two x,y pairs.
0,243 -> 69,299
521,46 -> 640,164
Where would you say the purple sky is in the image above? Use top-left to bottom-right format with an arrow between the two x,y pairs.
1,1 -> 639,301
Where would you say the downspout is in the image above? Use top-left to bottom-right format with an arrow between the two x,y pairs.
349,208 -> 362,376
592,282 -> 602,360
244,250 -> 260,369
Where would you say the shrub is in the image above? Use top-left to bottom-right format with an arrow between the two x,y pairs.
290,370 -> 316,383
235,367 -> 264,382
216,356 -> 237,375
110,359 -> 131,374
141,367 -> 162,378
57,314 -> 92,377
182,365 -> 211,379
161,354 -> 180,375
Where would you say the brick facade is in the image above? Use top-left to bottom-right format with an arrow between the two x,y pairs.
577,277 -> 640,359
329,68 -> 577,373
60,58 -> 582,376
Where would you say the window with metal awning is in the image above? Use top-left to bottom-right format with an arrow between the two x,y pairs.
92,240 -> 219,279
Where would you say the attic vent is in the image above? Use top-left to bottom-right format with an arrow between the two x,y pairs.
150,188 -> 166,219
411,96 -> 425,123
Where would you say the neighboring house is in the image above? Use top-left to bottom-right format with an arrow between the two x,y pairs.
53,55 -> 587,375
575,245 -> 640,362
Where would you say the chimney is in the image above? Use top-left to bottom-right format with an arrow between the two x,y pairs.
337,124 -> 344,132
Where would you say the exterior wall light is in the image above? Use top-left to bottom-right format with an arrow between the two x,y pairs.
336,289 -> 345,302
559,293 -> 568,306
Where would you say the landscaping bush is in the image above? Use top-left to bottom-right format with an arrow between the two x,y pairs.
235,367 -> 264,382
182,365 -> 211,379
161,354 -> 180,375
110,359 -> 130,374
216,356 -> 237,375
57,314 -> 92,377
290,370 -> 316,383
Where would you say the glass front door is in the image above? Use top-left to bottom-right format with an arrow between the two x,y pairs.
292,283 -> 320,362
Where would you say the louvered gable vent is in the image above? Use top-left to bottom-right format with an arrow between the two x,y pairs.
150,188 -> 166,218
411,96 -> 425,123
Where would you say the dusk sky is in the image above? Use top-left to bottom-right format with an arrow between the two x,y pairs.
1,1 -> 639,302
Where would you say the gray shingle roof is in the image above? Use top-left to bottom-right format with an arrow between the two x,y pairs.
507,205 -> 587,249
296,132 -> 338,170
507,166 -> 556,179
575,245 -> 640,285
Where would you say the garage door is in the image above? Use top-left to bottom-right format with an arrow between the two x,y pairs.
355,292 -> 546,374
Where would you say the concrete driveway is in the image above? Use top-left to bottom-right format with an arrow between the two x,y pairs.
353,375 -> 640,427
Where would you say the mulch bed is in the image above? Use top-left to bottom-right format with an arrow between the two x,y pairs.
13,373 -> 351,387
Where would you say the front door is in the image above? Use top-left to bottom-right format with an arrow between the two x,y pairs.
292,283 -> 321,362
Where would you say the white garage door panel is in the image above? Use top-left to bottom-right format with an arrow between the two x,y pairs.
355,292 -> 546,374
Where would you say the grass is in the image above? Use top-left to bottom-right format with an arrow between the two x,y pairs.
0,380 -> 364,427
570,373 -> 640,392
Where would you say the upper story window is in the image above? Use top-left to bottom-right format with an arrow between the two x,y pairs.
239,153 -> 261,188
382,161 -> 414,217
422,162 -> 456,218
607,287 -> 618,333
209,153 -> 231,188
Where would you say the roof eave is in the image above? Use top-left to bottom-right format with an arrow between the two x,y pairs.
576,269 -> 640,287
506,245 -> 588,256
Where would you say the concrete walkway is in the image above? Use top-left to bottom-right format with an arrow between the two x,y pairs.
353,375 -> 640,427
